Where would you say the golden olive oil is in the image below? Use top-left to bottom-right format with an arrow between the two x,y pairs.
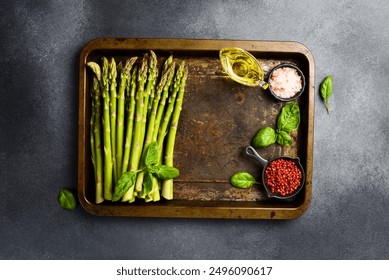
219,47 -> 268,89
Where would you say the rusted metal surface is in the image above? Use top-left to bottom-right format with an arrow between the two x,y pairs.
78,38 -> 314,219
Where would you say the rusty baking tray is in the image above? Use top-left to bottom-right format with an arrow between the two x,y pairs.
78,38 -> 314,219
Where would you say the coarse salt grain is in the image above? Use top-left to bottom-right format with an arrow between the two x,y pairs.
269,67 -> 302,98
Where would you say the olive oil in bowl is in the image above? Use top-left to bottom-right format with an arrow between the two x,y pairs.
219,47 -> 268,89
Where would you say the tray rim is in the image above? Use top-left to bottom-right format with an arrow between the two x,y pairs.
78,37 -> 315,220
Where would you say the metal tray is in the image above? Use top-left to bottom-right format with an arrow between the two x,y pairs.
78,38 -> 315,219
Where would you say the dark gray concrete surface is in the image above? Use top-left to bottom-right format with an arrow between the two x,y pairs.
0,0 -> 388,259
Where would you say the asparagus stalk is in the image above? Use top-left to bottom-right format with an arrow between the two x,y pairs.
162,55 -> 173,75
162,65 -> 188,199
122,54 -> 149,201
90,85 -> 97,201
87,61 -> 105,203
133,51 -> 159,193
91,77 -> 104,203
90,80 -> 96,173
121,65 -> 138,174
101,57 -> 113,200
87,61 -> 101,81
108,58 -> 118,184
141,51 -> 158,148
116,57 -> 137,179
130,53 -> 149,171
152,61 -> 175,142
156,61 -> 185,163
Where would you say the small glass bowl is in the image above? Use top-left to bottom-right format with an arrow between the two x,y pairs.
267,63 -> 306,102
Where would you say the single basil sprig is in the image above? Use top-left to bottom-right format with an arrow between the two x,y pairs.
112,141 -> 179,201
230,172 -> 260,189
58,188 -> 77,210
320,76 -> 333,114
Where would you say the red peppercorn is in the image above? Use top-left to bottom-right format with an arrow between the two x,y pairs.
264,159 -> 302,196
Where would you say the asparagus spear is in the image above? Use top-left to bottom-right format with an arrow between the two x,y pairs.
147,53 -> 173,115
108,58 -> 118,184
91,77 -> 104,203
87,62 -> 105,203
121,65 -> 138,174
101,57 -> 113,200
129,53 -> 149,172
90,79 -> 96,172
152,61 -> 175,142
163,55 -> 173,72
116,57 -> 137,179
141,51 -> 158,149
87,61 -> 101,81
162,65 -> 188,200
156,61 -> 185,164
122,54 -> 149,202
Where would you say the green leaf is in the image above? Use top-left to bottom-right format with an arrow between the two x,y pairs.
145,141 -> 159,167
277,130 -> 293,146
112,171 -> 137,202
320,75 -> 333,114
147,165 -> 160,174
143,171 -> 153,195
277,101 -> 300,133
252,127 -> 277,148
58,188 -> 77,210
154,165 -> 179,180
230,172 -> 258,189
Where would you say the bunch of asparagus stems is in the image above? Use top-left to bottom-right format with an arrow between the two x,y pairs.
88,51 -> 188,204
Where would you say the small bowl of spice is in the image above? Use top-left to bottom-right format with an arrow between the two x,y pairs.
268,63 -> 305,101
244,146 -> 305,199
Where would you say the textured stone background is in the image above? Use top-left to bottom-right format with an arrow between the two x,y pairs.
0,0 -> 388,259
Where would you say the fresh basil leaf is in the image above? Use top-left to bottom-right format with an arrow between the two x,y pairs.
277,130 -> 292,146
277,101 -> 300,133
112,171 -> 137,202
252,127 -> 277,148
320,75 -> 333,114
230,172 -> 257,189
143,171 -> 153,195
58,188 -> 77,210
145,141 -> 159,167
154,165 -> 179,180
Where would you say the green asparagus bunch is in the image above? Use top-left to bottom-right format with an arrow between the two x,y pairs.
87,51 -> 188,204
